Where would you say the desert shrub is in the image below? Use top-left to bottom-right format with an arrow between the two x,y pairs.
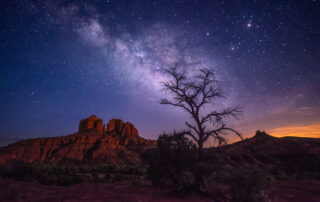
205,164 -> 268,201
92,171 -> 99,182
0,162 -> 42,181
271,168 -> 292,180
37,174 -> 56,185
124,165 -> 139,175
131,176 -> 146,186
93,164 -> 114,173
104,173 -> 111,180
72,174 -> 85,184
56,175 -> 75,186
0,162 -> 146,185
227,166 -> 266,202
108,173 -> 131,182
148,132 -> 198,192
78,164 -> 92,173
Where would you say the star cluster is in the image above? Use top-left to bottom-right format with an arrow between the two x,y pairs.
0,0 -> 319,144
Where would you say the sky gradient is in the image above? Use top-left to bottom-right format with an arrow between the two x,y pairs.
0,0 -> 320,145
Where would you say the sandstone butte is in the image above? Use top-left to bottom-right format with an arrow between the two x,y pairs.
0,115 -> 156,165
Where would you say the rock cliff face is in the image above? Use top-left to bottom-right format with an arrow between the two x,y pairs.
107,119 -> 138,137
0,115 -> 156,165
78,115 -> 105,133
107,119 -> 124,134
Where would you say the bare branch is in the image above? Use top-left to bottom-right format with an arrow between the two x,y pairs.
181,130 -> 198,143
204,124 -> 242,143
185,121 -> 200,134
201,106 -> 242,125
160,98 -> 192,114
220,127 -> 243,140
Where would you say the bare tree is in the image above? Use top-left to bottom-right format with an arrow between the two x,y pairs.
160,65 -> 242,158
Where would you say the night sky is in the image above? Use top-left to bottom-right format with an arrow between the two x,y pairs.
1,0 -> 320,145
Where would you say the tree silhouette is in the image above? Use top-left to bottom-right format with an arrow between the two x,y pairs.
161,65 -> 242,158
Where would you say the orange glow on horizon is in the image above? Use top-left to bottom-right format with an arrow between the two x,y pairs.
269,123 -> 320,138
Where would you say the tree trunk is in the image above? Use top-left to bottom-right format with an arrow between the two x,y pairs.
198,140 -> 204,160
194,140 -> 204,192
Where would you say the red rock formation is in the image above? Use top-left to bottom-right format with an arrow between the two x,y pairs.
121,122 -> 138,137
107,119 -> 138,137
79,115 -> 104,133
107,119 -> 124,134
0,115 -> 156,165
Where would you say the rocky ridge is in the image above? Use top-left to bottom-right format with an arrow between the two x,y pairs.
212,131 -> 320,172
0,115 -> 156,165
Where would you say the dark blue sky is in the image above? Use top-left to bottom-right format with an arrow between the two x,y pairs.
1,0 -> 320,145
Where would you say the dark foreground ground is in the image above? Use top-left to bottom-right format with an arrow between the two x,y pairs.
1,178 -> 320,202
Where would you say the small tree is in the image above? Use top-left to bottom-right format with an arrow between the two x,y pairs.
160,66 -> 242,189
161,66 -> 242,154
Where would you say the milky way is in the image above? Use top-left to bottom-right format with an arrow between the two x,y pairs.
0,0 -> 319,145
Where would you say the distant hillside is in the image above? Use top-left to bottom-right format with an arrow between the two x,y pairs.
214,131 -> 320,174
0,115 -> 156,165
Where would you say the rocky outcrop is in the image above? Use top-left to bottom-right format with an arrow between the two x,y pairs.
78,115 -> 104,133
0,115 -> 156,165
78,116 -> 139,138
107,119 -> 124,134
253,130 -> 273,140
107,119 -> 138,137
121,122 -> 138,137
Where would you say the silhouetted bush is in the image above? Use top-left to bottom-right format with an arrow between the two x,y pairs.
229,166 -> 266,201
56,175 -> 75,186
0,162 -> 42,181
0,162 -> 147,186
203,164 -> 268,201
215,165 -> 267,202
148,132 -> 198,192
